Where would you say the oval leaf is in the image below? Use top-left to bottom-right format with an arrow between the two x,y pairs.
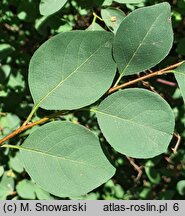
113,3 -> 173,76
39,0 -> 67,16
16,180 -> 36,199
101,7 -> 125,33
29,31 -> 116,110
174,62 -> 185,103
18,121 -> 115,197
95,88 -> 175,158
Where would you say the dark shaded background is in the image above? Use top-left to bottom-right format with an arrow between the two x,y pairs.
0,0 -> 185,199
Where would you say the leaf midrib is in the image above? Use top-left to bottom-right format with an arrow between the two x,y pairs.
5,145 -> 96,168
95,109 -> 171,135
121,11 -> 163,76
37,38 -> 111,107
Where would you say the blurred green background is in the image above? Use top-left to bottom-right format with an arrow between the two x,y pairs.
0,0 -> 185,200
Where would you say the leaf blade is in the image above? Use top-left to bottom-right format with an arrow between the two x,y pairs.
113,3 -> 173,76
101,7 -> 125,33
29,31 -> 116,110
19,121 -> 115,197
95,88 -> 175,158
39,0 -> 67,16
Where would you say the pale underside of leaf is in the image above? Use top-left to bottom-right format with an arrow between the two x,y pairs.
15,145 -> 96,167
39,0 -> 67,16
29,31 -> 116,110
17,121 -> 115,197
113,3 -> 173,76
95,109 -> 170,136
95,88 -> 175,158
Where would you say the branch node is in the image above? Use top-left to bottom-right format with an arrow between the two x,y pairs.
126,156 -> 143,181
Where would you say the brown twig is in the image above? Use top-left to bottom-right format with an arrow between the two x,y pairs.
108,61 -> 184,94
0,111 -> 64,145
137,72 -> 158,93
126,156 -> 143,180
0,61 -> 184,146
172,133 -> 181,154
157,78 -> 177,87
4,23 -> 19,32
0,112 -> 7,116
164,156 -> 173,164
140,80 -> 158,93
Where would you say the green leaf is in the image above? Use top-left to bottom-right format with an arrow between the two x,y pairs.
0,65 -> 11,85
145,161 -> 161,184
15,121 -> 115,197
39,0 -> 67,16
0,172 -> 14,200
113,3 -> 173,76
103,0 -> 113,6
101,7 -> 125,33
9,152 -> 24,173
29,31 -> 116,110
114,184 -> 124,198
95,88 -> 175,158
176,180 -> 185,196
16,180 -> 36,199
0,113 -> 21,131
7,70 -> 25,89
35,185 -> 54,200
174,62 -> 185,103
86,23 -> 105,31
139,187 -> 151,199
